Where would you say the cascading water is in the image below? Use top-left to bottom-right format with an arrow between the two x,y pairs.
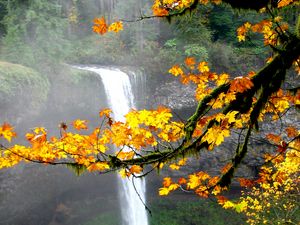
76,66 -> 148,225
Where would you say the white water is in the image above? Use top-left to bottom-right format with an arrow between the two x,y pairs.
76,66 -> 148,225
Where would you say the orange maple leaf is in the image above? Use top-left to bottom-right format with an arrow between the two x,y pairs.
129,165 -> 143,174
216,195 -> 228,205
266,133 -> 281,144
278,0 -> 297,8
286,126 -> 298,138
238,178 -> 255,187
163,177 -> 172,187
93,17 -> 108,35
184,57 -> 196,69
229,76 -> 254,93
178,177 -> 187,185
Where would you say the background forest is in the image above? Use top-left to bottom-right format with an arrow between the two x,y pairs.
0,0 -> 282,124
0,0 -> 299,225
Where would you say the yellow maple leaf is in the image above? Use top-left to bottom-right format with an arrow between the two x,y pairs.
169,65 -> 184,76
72,119 -> 88,130
223,200 -> 235,209
0,123 -> 16,142
87,162 -> 110,172
198,62 -> 210,73
203,126 -> 230,146
187,174 -> 201,189
169,164 -> 180,170
159,187 -> 170,196
168,183 -> 179,191
216,73 -> 229,86
117,151 -> 135,160
119,168 -> 128,178
108,21 -> 123,33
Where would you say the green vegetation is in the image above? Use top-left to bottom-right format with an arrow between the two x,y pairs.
149,198 -> 246,225
0,61 -> 49,118
80,197 -> 245,225
82,212 -> 121,225
0,0 -> 271,78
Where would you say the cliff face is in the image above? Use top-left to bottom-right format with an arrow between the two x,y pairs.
149,80 -> 197,114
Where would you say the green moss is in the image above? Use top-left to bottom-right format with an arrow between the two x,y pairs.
68,67 -> 97,85
0,61 -> 49,113
54,64 -> 100,85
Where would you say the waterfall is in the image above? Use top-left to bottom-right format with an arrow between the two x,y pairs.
76,66 -> 148,225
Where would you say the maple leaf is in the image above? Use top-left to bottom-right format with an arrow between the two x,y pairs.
117,151 -> 135,160
159,187 -> 170,196
266,133 -> 281,144
129,165 -> 143,174
93,17 -> 108,35
168,65 -> 184,76
178,177 -> 187,185
237,25 -> 248,42
286,126 -> 298,138
152,0 -> 169,16
238,178 -> 255,187
0,123 -> 16,142
168,183 -> 179,191
72,120 -> 88,130
187,174 -> 201,189
163,177 -> 172,187
198,61 -> 210,73
87,162 -> 110,172
119,168 -> 129,178
99,108 -> 112,117
235,201 -> 248,213
195,186 -> 209,198
212,185 -> 222,195
204,126 -> 230,146
229,77 -> 254,93
278,0 -> 297,8
222,200 -> 235,209
178,158 -> 187,166
169,164 -> 180,170
184,57 -> 196,69
197,171 -> 210,181
216,196 -> 228,205
216,73 -> 229,86
108,21 -> 123,33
